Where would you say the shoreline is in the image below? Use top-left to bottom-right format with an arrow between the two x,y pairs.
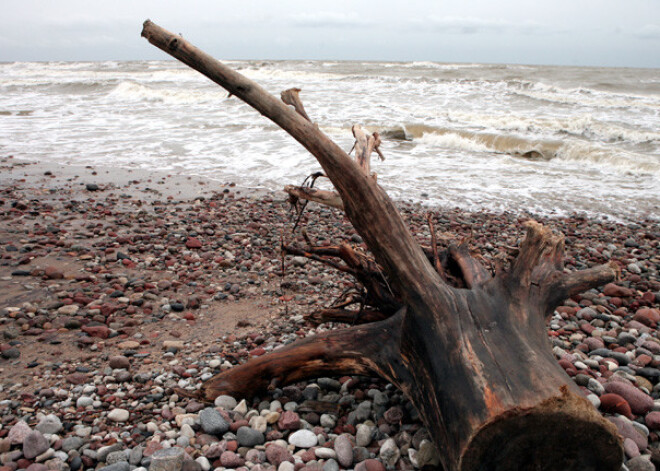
0,155 -> 659,469
0,155 -> 269,204
2,155 -> 656,227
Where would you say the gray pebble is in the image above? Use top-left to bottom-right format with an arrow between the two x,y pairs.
106,450 -> 129,465
149,447 -> 185,471
97,443 -> 123,462
62,436 -> 85,452
237,426 -> 265,447
199,407 -> 229,435
317,378 -> 341,390
214,395 -> 238,410
36,414 -> 63,435
130,446 -> 145,465
627,456 -> 654,471
99,463 -> 130,471
322,459 -> 339,471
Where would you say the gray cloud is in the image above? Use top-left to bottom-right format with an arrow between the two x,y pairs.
633,24 -> 660,40
286,11 -> 375,28
0,0 -> 658,67
405,16 -> 555,36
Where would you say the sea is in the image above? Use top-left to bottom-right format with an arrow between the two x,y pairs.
1,60 -> 658,222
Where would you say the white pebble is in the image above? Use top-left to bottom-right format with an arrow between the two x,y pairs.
107,408 -> 130,422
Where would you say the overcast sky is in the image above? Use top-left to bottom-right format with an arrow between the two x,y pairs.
1,0 -> 659,68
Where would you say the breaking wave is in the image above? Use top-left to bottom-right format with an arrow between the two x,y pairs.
372,124 -> 660,175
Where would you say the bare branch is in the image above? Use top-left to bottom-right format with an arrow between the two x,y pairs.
306,308 -> 390,325
199,310 -> 406,401
546,262 -> 619,308
284,185 -> 343,210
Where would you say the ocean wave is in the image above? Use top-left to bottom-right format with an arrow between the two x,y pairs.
147,69 -> 206,83
446,112 -> 660,144
238,68 -> 343,83
414,129 -> 560,160
372,124 -> 660,176
107,81 -> 226,104
507,80 -> 660,110
553,142 -> 660,175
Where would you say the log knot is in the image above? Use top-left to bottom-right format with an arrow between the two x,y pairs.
168,37 -> 179,51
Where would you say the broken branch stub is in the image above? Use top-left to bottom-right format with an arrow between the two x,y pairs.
281,88 -> 311,122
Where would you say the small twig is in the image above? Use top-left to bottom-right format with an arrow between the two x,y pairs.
291,172 -> 326,232
302,228 -> 313,246
374,263 -> 395,299
373,131 -> 385,161
280,230 -> 289,317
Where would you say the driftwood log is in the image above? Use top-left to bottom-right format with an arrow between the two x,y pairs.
142,20 -> 623,471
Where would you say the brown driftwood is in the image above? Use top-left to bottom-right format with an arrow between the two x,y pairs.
284,184 -> 343,210
142,20 -> 623,471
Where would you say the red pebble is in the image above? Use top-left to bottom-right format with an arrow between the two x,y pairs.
250,347 -> 266,356
185,237 -> 203,249
599,393 -> 633,419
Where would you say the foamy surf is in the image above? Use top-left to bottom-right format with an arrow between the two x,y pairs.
0,60 -> 658,221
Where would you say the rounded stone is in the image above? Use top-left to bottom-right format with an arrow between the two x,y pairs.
277,410 -> 301,430
627,456 -> 655,471
334,434 -> 353,467
106,451 -> 129,465
603,381 -> 654,415
623,438 -> 640,459
99,463 -> 130,471
355,459 -> 386,471
266,445 -> 293,467
322,459 -> 339,471
288,429 -> 318,448
599,393 -> 633,419
77,396 -> 94,408
278,462 -> 295,471
109,356 -> 130,370
214,395 -> 238,410
199,407 -> 229,435
8,420 -> 32,445
149,447 -> 185,471
645,411 -> 660,430
237,426 -> 265,447
314,448 -> 337,460
62,436 -> 85,452
23,430 -> 49,460
356,424 -> 375,447
36,414 -> 63,435
219,451 -> 243,468
107,409 -> 130,422
379,438 -> 400,468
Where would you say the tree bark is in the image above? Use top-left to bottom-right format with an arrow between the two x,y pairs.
142,20 -> 623,471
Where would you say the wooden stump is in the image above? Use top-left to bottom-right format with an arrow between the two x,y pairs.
141,20 -> 624,471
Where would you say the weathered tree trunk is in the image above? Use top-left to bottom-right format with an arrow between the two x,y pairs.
142,21 -> 623,471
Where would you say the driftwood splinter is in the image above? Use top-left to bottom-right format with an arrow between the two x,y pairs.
142,20 -> 623,471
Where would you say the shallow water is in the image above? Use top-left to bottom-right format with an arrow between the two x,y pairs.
1,60 -> 658,221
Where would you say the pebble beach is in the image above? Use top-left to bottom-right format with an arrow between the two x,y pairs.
1,155 -> 659,471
